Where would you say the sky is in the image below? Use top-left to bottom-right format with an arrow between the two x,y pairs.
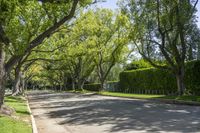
96,0 -> 200,28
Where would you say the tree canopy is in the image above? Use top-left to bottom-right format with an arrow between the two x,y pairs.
0,0 -> 200,109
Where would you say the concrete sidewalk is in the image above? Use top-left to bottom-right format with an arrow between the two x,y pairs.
28,91 -> 200,133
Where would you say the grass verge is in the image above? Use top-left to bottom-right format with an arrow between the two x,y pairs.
100,91 -> 200,103
0,96 -> 32,133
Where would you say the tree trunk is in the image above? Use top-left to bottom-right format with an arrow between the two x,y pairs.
20,73 -> 25,95
0,46 -> 6,108
99,79 -> 107,92
77,80 -> 85,91
12,68 -> 21,96
59,84 -> 62,91
175,66 -> 185,96
71,80 -> 75,91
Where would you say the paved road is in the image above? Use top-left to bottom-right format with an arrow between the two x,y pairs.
28,91 -> 200,133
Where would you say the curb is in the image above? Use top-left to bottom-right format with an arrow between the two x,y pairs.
99,94 -> 200,106
151,98 -> 200,106
26,98 -> 38,133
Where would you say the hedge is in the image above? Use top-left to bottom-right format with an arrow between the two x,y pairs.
185,60 -> 200,95
83,81 -> 119,92
83,83 -> 101,91
119,60 -> 200,95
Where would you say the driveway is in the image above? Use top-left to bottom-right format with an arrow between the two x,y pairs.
27,91 -> 200,133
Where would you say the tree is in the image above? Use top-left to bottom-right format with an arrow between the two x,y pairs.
185,22 -> 200,60
0,0 -> 91,108
87,9 -> 129,91
40,14 -> 97,90
120,0 -> 199,95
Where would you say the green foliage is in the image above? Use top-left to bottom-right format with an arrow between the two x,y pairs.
119,60 -> 200,95
125,59 -> 152,70
119,68 -> 176,94
83,81 -> 119,91
83,83 -> 101,91
185,60 -> 200,94
33,8 -> 129,88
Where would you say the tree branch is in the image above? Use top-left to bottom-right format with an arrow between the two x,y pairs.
5,0 -> 79,73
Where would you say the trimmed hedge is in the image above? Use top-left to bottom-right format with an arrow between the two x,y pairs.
185,60 -> 200,95
83,81 -> 119,92
119,60 -> 200,95
83,83 -> 101,91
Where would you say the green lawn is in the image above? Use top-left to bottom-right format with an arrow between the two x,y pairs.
100,91 -> 200,103
0,96 -> 32,133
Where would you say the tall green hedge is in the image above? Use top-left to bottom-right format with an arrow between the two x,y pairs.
185,60 -> 200,94
119,60 -> 200,95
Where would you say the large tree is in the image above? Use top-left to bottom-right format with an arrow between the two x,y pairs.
0,0 -> 91,108
89,9 -> 129,91
120,0 -> 199,95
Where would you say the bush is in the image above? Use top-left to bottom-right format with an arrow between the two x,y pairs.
83,83 -> 101,91
83,81 -> 119,92
119,60 -> 200,95
185,60 -> 200,95
124,59 -> 152,70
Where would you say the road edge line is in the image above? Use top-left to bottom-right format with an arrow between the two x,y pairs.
26,98 -> 38,133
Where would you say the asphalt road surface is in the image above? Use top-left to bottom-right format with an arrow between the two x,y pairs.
28,91 -> 200,133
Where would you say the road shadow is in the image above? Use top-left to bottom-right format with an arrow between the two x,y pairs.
29,92 -> 200,133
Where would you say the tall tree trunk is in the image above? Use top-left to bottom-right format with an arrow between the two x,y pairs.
20,72 -> 25,95
77,79 -> 85,91
12,68 -> 21,96
63,74 -> 67,91
100,79 -> 106,92
71,77 -> 75,91
21,77 -> 25,95
175,66 -> 185,96
59,84 -> 62,91
72,81 -> 75,91
0,46 -> 6,108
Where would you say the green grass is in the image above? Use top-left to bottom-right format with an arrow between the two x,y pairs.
0,96 -> 32,133
5,96 -> 30,116
100,92 -> 164,99
0,116 -> 32,133
100,91 -> 200,103
66,89 -> 97,94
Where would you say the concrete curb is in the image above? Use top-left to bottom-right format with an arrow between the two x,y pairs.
99,94 -> 200,106
26,98 -> 38,133
151,98 -> 200,106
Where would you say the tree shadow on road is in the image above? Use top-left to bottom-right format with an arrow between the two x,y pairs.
30,92 -> 200,133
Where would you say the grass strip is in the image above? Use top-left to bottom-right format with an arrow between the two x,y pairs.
100,91 -> 200,103
0,96 -> 32,133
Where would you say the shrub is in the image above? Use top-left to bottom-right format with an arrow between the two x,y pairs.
83,83 -> 101,91
185,60 -> 200,95
124,59 -> 152,70
119,60 -> 200,95
83,81 -> 119,92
